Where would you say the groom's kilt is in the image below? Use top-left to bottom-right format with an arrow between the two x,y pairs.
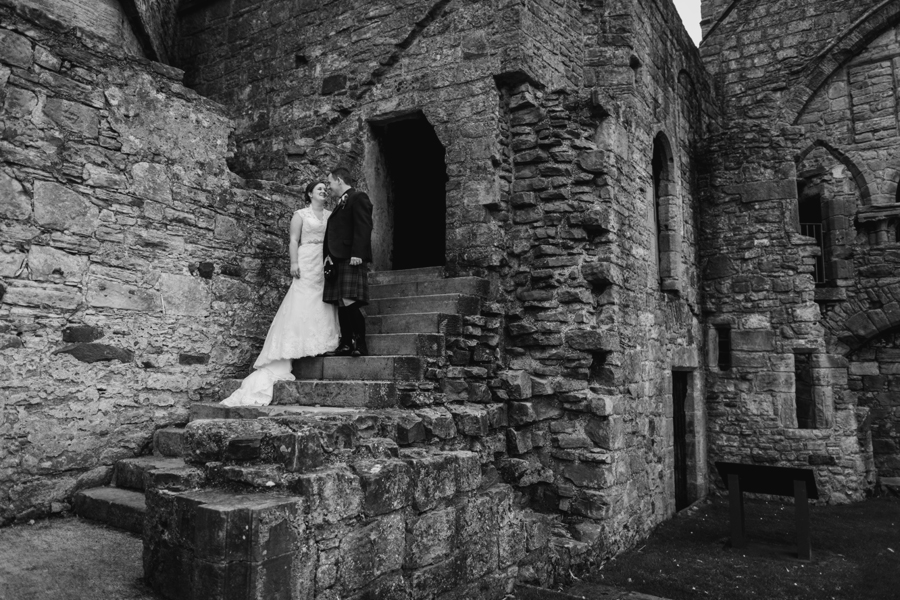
323,260 -> 369,305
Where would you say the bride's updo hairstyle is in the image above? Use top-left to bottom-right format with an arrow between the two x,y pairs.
304,181 -> 321,205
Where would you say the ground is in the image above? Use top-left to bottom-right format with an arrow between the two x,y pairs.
565,495 -> 900,600
0,517 -> 157,600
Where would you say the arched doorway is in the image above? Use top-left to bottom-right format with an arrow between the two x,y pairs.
369,113 -> 447,271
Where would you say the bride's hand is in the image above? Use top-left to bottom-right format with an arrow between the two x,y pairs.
290,264 -> 301,278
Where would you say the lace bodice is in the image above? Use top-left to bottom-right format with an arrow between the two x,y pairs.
298,207 -> 330,244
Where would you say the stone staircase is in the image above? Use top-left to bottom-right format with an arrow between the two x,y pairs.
73,266 -> 488,529
72,267 -> 557,600
72,427 -> 196,534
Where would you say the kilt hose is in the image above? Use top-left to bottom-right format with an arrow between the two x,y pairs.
323,260 -> 369,305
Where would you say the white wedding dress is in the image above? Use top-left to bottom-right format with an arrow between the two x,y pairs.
221,207 -> 340,406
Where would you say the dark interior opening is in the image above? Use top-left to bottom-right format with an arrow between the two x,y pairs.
371,114 -> 447,270
798,180 -> 827,285
672,370 -> 690,511
715,325 -> 732,371
794,352 -> 816,429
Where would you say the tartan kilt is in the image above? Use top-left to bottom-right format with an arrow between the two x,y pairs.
323,260 -> 369,305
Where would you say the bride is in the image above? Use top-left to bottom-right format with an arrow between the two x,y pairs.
221,181 -> 340,406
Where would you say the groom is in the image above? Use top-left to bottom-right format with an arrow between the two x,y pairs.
323,167 -> 374,357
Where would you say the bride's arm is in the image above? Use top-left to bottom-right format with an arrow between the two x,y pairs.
289,212 -> 303,278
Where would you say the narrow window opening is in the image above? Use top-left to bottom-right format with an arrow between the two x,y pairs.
797,178 -> 826,285
794,352 -> 816,429
715,325 -> 732,371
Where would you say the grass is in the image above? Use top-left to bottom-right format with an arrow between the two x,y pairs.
566,495 -> 900,600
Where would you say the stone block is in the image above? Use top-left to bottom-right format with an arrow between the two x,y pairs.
565,329 -> 621,352
131,162 -> 172,203
0,30 -> 33,69
508,401 -> 537,425
410,557 -> 464,599
87,278 -> 162,311
577,150 -> 607,174
579,262 -> 620,288
297,467 -> 363,525
506,427 -> 533,455
415,407 -> 457,439
27,245 -> 88,282
277,430 -> 326,473
2,281 -> 80,309
406,507 -> 456,569
563,462 -> 615,489
338,512 -> 404,592
354,459 -> 411,516
214,215 -> 246,243
452,451 -> 482,493
403,451 -> 457,512
0,251 -> 25,277
585,415 -> 625,450
724,179 -> 795,203
33,181 -> 99,235
499,371 -> 533,401
62,325 -> 104,343
43,98 -> 100,138
458,493 -> 500,580
0,170 -> 31,220
159,273 -> 211,316
448,404 -> 490,436
731,330 -> 775,352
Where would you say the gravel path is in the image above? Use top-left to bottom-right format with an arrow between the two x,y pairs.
0,517 -> 160,600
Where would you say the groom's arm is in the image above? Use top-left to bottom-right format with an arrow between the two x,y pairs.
350,192 -> 373,262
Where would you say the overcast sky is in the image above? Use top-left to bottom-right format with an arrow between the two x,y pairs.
673,0 -> 703,46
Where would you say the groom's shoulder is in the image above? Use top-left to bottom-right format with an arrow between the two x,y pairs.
349,189 -> 372,204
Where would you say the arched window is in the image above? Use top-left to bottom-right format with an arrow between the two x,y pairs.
652,133 -> 681,292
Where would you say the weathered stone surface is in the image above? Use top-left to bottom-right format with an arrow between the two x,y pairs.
0,170 -> 31,220
43,98 -> 100,138
33,181 -> 99,235
2,281 -> 80,309
0,29 -> 33,69
27,246 -> 88,282
86,278 -> 162,311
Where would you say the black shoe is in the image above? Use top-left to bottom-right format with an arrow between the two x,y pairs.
350,336 -> 368,358
324,340 -> 352,357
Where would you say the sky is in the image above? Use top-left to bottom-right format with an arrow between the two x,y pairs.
673,0 -> 703,46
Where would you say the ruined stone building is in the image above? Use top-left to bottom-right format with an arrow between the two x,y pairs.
1,0 -> 899,597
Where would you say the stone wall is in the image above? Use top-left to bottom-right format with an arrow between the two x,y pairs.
699,0 -> 900,499
0,4 -> 303,524
11,0 -> 144,57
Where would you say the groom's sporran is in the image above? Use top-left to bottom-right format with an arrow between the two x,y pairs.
323,167 -> 374,357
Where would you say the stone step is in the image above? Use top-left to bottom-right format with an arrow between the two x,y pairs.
369,277 -> 489,300
366,294 -> 481,317
292,355 -> 425,380
368,266 -> 444,285
152,427 -> 186,457
73,487 -> 146,534
114,456 -> 196,492
367,312 -> 461,335
190,402 -> 365,421
367,333 -> 444,357
273,379 -> 397,408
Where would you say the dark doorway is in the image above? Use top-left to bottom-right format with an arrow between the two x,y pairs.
371,114 -> 447,270
673,370 -> 690,511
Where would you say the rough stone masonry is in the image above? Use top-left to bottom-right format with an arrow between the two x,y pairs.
2,0 -> 900,597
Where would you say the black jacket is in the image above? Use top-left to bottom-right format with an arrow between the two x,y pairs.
325,189 -> 373,262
